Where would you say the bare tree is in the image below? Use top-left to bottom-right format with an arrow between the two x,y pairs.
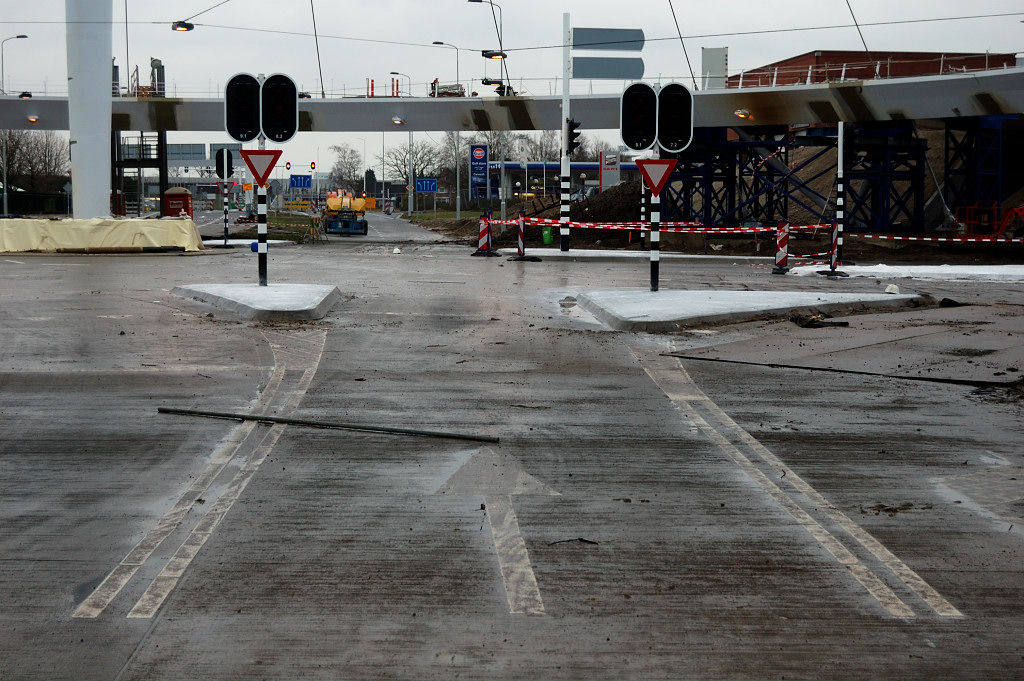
526,130 -> 562,161
327,144 -> 362,191
378,139 -> 442,184
3,130 -> 70,192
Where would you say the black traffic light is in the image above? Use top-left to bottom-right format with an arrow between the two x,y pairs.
566,118 -> 582,156
310,161 -> 316,170
261,74 -> 298,142
225,74 -> 261,142
620,82 -> 657,151
215,148 -> 233,179
658,83 -> 693,153
285,162 -> 291,170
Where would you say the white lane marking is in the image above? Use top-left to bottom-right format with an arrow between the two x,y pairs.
128,422 -> 288,618
127,343 -> 323,619
72,420 -> 259,619
633,348 -> 962,619
682,402 -> 915,619
486,494 -> 546,616
75,329 -> 325,619
715,402 -> 963,619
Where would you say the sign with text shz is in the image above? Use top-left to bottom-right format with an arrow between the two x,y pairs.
289,174 -> 312,189
415,178 -> 438,193
470,144 -> 488,187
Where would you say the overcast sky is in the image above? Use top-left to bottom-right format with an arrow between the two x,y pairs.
2,1 -> 1022,171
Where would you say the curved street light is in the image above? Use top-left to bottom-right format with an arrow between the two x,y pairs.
432,40 -> 463,218
1,34 -> 28,95
2,34 -> 28,217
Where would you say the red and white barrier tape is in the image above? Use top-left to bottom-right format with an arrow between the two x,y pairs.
516,218 -> 1021,244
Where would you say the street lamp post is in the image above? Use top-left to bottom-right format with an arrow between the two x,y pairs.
468,0 -> 507,88
469,1 -> 509,219
1,34 -> 28,95
2,34 -> 28,217
355,137 -> 367,195
433,40 -> 462,219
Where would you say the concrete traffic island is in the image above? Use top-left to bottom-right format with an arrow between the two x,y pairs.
172,283 -> 343,321
577,289 -> 931,332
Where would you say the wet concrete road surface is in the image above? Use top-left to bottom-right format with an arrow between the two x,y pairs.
1,214 -> 1023,679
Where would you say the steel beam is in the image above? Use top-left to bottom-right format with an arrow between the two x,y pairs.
2,67 -> 1023,132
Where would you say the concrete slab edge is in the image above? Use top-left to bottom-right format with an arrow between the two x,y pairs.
171,285 -> 343,321
577,292 -> 935,333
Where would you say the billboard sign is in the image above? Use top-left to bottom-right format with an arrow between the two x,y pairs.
470,144 -> 488,187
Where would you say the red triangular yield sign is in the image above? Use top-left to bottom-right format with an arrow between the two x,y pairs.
636,158 -> 678,197
240,149 -> 282,188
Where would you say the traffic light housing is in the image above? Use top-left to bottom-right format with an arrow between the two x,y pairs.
261,74 -> 298,143
285,162 -> 291,170
225,73 -> 261,142
566,118 -> 582,156
310,161 -> 315,170
620,82 -> 657,151
215,148 -> 233,179
658,83 -> 693,153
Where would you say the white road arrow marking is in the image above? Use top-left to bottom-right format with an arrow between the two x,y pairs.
438,447 -> 559,616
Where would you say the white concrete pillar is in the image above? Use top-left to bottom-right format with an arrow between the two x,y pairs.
65,0 -> 112,218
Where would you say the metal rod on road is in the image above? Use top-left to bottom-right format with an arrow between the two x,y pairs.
158,407 -> 501,444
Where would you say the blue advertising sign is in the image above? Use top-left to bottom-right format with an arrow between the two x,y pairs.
415,178 -> 438,193
289,174 -> 312,189
470,144 -> 488,186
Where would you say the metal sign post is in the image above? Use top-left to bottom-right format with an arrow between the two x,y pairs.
239,148 -> 282,287
636,158 -> 678,292
215,180 -> 233,247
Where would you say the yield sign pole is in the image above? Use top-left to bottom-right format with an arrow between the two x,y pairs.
240,149 -> 282,286
636,158 -> 678,291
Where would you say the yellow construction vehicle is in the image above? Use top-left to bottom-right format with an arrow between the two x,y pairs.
322,195 -> 368,235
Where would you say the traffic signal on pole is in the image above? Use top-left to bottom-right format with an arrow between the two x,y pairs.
225,73 -> 299,143
566,118 -> 582,156
225,74 -> 261,142
620,82 -> 694,153
286,162 -> 291,170
620,82 -> 657,151
658,83 -> 693,153
310,161 -> 315,170
215,148 -> 233,179
614,82 -> 655,151
261,74 -> 298,143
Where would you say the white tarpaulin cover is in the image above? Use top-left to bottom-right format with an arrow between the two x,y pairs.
0,218 -> 205,252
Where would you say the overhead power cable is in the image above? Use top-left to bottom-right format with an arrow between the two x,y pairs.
666,0 -> 697,90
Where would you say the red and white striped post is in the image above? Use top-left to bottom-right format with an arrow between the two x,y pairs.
829,219 -> 841,270
516,210 -> 525,257
508,208 -> 541,262
472,213 -> 499,257
772,220 -> 790,274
